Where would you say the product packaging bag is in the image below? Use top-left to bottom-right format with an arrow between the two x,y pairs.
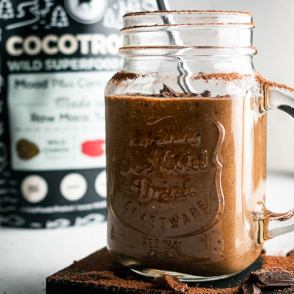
0,0 -> 157,228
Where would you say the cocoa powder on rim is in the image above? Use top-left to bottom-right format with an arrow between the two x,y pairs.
193,73 -> 253,82
121,23 -> 255,32
110,72 -> 140,83
110,72 -> 254,85
124,10 -> 253,18
109,72 -> 294,96
255,73 -> 294,93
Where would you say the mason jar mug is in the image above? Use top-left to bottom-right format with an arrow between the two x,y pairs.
105,11 -> 294,281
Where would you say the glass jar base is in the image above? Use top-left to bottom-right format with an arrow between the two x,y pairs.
131,268 -> 241,282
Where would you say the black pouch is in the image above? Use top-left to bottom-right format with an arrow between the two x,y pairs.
0,0 -> 157,228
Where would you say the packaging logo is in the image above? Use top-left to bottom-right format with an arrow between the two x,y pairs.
65,0 -> 108,24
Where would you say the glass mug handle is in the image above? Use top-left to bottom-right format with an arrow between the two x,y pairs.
255,81 -> 294,243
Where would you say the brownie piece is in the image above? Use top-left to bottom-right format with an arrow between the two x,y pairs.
241,278 -> 261,294
249,268 -> 294,286
154,275 -> 188,293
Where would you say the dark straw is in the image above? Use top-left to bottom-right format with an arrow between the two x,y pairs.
156,0 -> 170,10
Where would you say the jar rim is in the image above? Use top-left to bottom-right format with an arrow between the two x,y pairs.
122,10 -> 254,52
121,23 -> 255,33
124,10 -> 253,18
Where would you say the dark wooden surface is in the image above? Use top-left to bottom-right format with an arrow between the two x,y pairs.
46,247 -> 293,294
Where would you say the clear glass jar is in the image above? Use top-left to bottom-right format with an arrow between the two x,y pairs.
105,10 -> 294,281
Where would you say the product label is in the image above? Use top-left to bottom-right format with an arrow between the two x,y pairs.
8,71 -> 111,171
0,0 -> 158,228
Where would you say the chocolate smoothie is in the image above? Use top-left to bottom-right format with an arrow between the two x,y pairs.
105,83 -> 266,276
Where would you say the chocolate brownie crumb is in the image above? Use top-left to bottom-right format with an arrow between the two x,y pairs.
240,278 -> 261,294
154,275 -> 188,293
160,84 -> 180,97
201,90 -> 211,97
249,267 -> 294,287
155,85 -> 229,99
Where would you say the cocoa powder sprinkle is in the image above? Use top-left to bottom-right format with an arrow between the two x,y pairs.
110,72 -> 294,96
110,72 -> 140,83
193,73 -> 252,82
262,255 -> 294,274
47,248 -> 294,294
124,10 -> 253,18
256,73 -> 294,93
121,23 -> 255,32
